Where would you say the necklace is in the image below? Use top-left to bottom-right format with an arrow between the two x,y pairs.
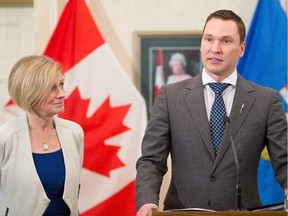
31,129 -> 54,151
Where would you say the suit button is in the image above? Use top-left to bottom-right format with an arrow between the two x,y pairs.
210,175 -> 217,182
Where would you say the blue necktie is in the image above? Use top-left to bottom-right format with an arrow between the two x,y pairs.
209,83 -> 230,154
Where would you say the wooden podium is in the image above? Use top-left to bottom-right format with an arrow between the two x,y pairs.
150,210 -> 287,216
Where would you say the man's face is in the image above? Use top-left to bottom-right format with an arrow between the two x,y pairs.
201,18 -> 245,80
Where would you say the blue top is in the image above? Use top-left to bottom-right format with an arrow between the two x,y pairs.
33,149 -> 70,216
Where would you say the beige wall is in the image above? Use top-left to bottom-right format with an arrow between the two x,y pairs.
0,7 -> 35,123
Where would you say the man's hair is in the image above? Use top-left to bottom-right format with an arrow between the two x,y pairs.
203,10 -> 246,43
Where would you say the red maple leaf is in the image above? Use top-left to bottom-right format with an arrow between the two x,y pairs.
59,87 -> 131,177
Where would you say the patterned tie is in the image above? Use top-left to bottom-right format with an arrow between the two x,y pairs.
209,83 -> 230,154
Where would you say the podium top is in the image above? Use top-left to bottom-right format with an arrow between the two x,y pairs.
151,211 -> 287,216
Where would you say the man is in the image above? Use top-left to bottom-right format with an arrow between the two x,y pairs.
136,9 -> 287,216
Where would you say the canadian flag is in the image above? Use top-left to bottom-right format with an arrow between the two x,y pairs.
5,0 -> 147,215
154,49 -> 165,98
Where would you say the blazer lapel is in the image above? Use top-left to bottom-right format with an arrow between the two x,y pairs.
212,75 -> 256,169
184,75 -> 216,159
54,118 -> 71,186
20,115 -> 50,203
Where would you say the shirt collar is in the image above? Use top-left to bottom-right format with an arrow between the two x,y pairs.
202,68 -> 237,87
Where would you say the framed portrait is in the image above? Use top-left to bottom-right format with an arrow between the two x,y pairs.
135,31 -> 202,114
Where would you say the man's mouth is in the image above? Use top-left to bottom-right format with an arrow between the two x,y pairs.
207,57 -> 222,62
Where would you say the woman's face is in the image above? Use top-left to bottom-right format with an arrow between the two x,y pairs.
171,60 -> 185,75
38,73 -> 65,118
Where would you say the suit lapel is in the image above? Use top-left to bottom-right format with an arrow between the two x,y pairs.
212,75 -> 256,169
184,75 -> 216,159
229,76 -> 256,136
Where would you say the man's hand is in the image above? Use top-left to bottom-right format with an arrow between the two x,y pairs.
136,204 -> 158,216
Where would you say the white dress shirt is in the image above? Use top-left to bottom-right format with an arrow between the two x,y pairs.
202,69 -> 237,121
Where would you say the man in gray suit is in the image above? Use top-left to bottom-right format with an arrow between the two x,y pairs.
136,9 -> 287,216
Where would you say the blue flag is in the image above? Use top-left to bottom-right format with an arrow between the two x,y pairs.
237,0 -> 288,205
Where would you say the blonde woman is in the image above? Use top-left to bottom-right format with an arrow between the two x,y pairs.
0,55 -> 84,215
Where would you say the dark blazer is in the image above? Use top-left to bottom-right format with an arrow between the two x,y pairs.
136,74 -> 287,211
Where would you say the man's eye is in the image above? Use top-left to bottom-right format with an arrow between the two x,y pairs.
223,39 -> 232,44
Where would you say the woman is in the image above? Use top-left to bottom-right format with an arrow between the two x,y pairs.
166,52 -> 192,84
0,55 -> 84,215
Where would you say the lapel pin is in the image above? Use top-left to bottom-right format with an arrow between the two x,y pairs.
240,104 -> 245,114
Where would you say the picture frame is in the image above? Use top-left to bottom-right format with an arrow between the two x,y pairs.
134,31 -> 202,114
0,0 -> 33,7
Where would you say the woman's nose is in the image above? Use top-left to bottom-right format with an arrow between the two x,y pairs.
56,87 -> 66,98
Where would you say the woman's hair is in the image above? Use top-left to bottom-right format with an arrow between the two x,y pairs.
169,53 -> 187,68
8,55 -> 63,114
203,9 -> 246,43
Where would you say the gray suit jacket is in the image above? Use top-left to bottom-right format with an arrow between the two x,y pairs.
136,74 -> 287,211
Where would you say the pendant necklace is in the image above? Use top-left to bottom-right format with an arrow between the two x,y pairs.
42,143 -> 49,151
31,129 -> 54,151
41,130 -> 53,151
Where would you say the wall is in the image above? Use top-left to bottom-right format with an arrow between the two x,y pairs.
0,7 -> 34,123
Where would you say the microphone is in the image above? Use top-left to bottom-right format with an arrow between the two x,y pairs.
225,116 -> 242,211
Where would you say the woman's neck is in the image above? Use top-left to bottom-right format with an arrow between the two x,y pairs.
26,112 -> 54,132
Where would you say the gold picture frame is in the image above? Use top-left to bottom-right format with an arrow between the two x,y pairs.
0,0 -> 33,7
